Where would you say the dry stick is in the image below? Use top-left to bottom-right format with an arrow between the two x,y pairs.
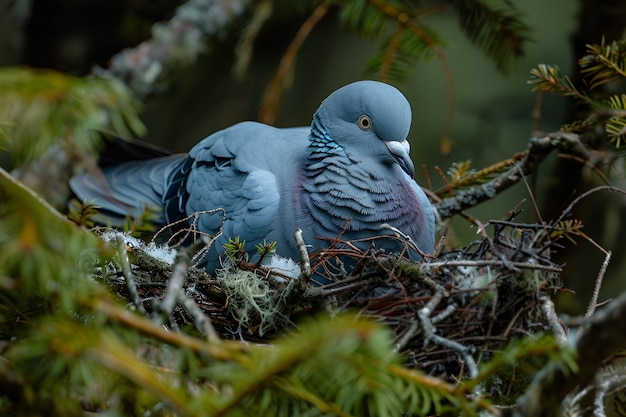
563,385 -> 593,416
170,246 -> 220,342
585,250 -> 612,320
557,152 -> 611,185
539,294 -> 567,346
593,371 -> 626,417
417,276 -> 479,380
515,163 -> 544,225
393,320 -> 420,354
554,185 -> 626,226
152,239 -> 220,342
594,378 -> 611,417
426,259 -> 561,272
154,256 -> 184,331
116,234 -> 147,315
176,286 -> 221,343
295,228 -> 311,278
549,185 -> 625,320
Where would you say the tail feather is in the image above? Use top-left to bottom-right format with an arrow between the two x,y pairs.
70,154 -> 186,226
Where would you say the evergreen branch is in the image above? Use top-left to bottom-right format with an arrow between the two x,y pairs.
528,64 -> 590,103
606,94 -> 626,147
364,23 -> 441,82
435,152 -> 526,195
530,40 -> 626,149
375,24 -> 403,82
470,334 -> 575,393
85,332 -> 198,416
0,67 -> 146,166
366,0 -> 442,49
95,298 -> 248,363
579,38 -> 626,90
340,0 -> 398,39
359,0 -> 457,138
66,199 -> 100,228
273,377 -> 354,417
387,364 -> 496,414
447,0 -> 531,74
0,167 -> 100,311
348,0 -> 447,79
207,315 -> 475,416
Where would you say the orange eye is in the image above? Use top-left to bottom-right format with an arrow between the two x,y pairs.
358,115 -> 372,130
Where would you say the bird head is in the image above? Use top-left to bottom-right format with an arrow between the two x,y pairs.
311,80 -> 415,177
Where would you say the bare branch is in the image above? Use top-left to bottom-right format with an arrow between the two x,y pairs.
116,234 -> 147,315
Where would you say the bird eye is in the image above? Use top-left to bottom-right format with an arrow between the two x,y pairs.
357,115 -> 372,130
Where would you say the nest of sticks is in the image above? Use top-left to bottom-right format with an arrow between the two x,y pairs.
96,212 -> 564,381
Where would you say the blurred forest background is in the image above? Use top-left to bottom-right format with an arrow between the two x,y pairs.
1,0 -> 625,312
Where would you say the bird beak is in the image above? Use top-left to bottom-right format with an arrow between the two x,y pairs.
384,140 -> 415,177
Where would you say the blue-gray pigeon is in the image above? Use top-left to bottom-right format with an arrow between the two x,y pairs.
70,80 -> 435,276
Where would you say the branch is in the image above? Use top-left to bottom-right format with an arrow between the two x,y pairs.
434,132 -> 590,219
511,292 -> 626,417
96,0 -> 251,98
116,234 -> 148,315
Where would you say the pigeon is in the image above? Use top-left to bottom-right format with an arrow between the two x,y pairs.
70,80 -> 435,277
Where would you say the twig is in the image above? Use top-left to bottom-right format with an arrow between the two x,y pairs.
554,185 -> 626,227
515,163 -> 544,225
539,294 -> 567,346
176,287 -> 220,343
585,250 -> 612,320
417,276 -> 479,380
394,272 -> 454,353
152,208 -> 225,248
426,259 -> 561,272
152,239 -> 219,342
562,385 -> 592,417
379,223 -> 424,255
557,152 -> 611,185
594,377 -> 610,417
116,234 -> 147,315
153,255 -> 185,330
295,228 -> 311,279
393,320 -> 420,354
431,304 -> 457,324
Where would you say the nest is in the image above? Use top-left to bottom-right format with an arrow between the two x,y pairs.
96,217 -> 563,383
